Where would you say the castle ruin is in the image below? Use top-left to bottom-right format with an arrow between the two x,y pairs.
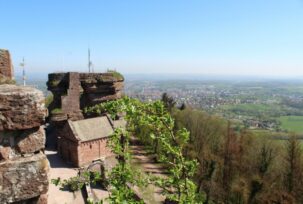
0,49 -> 14,84
46,71 -> 124,164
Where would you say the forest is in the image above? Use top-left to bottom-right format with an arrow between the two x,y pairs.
166,93 -> 303,203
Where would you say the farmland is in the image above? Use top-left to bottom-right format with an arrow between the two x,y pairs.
278,116 -> 303,134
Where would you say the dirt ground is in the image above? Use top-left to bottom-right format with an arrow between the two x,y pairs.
46,150 -> 85,204
130,138 -> 167,204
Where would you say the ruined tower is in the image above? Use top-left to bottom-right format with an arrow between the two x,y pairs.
47,71 -> 124,117
0,49 -> 14,84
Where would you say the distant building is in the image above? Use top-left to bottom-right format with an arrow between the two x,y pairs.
58,115 -> 124,167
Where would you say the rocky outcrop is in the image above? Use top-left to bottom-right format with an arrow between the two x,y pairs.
79,73 -> 124,107
16,127 -> 46,154
0,85 -> 46,131
0,49 -> 14,84
0,153 -> 49,203
0,85 -> 49,204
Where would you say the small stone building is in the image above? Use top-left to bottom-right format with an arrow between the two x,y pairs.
58,116 -> 116,167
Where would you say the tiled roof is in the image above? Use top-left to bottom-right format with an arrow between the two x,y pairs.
68,116 -> 114,142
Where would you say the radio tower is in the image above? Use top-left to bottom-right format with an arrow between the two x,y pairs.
88,48 -> 93,73
20,58 -> 26,86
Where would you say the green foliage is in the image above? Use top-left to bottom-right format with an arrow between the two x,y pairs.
87,96 -> 202,203
51,108 -> 62,114
55,93 -> 303,203
106,69 -> 124,81
105,128 -> 146,203
285,135 -> 302,194
51,171 -> 100,192
45,93 -> 53,108
48,79 -> 60,87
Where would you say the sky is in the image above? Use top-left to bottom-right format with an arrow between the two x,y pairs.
1,0 -> 303,78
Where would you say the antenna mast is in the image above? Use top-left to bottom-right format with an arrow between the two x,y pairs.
88,48 -> 92,73
20,58 -> 26,86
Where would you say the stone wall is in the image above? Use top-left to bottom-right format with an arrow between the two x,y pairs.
60,72 -> 83,120
0,85 -> 49,204
57,137 -> 79,166
78,138 -> 112,167
58,136 -> 112,167
0,49 -> 14,84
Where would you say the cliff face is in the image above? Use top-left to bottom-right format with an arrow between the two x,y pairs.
0,85 -> 49,204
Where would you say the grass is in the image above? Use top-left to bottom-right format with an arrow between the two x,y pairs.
277,116 -> 303,134
222,103 -> 273,112
220,103 -> 282,117
106,70 -> 124,81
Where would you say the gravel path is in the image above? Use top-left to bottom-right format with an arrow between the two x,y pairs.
130,138 -> 167,204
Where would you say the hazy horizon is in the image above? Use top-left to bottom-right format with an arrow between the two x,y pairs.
15,71 -> 303,82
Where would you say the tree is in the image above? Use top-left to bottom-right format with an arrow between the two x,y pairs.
161,92 -> 176,113
284,135 -> 303,199
179,102 -> 187,110
222,122 -> 240,203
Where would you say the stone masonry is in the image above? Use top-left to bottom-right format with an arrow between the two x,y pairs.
0,85 -> 49,203
61,72 -> 81,117
0,49 -> 14,84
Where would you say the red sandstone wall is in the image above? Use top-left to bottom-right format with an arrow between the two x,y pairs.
58,137 -> 79,166
78,138 -> 113,167
0,49 -> 14,79
57,121 -> 78,165
61,72 -> 81,115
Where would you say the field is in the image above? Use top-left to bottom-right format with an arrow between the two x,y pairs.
219,103 -> 284,118
277,116 -> 303,134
